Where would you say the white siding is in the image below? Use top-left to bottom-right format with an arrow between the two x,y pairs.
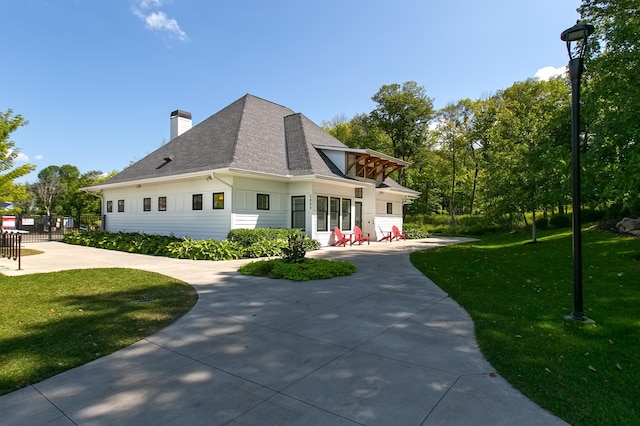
102,178 -> 232,240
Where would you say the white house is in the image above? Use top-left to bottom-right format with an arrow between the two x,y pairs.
86,94 -> 420,246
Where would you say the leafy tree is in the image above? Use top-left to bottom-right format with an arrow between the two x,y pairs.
481,78 -> 571,240
432,100 -> 475,225
369,81 -> 434,186
0,110 -> 36,208
324,113 -> 391,152
579,0 -> 640,215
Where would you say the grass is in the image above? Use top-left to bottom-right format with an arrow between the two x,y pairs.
410,226 -> 640,426
0,268 -> 197,396
239,257 -> 357,281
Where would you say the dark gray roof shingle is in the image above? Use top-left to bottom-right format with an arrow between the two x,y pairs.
104,94 -> 349,185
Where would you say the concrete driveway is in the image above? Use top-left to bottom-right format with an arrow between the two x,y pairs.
0,239 -> 567,425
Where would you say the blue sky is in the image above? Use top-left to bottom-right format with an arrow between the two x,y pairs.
2,0 -> 581,183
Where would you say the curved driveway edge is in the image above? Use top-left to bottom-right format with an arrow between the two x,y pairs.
0,239 -> 568,425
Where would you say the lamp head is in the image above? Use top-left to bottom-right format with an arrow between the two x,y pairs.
561,21 -> 594,60
561,21 -> 595,42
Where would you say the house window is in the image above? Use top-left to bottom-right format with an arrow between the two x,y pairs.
213,192 -> 224,209
341,198 -> 351,230
291,196 -> 305,230
143,198 -> 151,212
317,196 -> 328,231
158,196 -> 167,212
118,200 -> 125,212
355,188 -> 363,198
387,202 -> 393,214
192,194 -> 203,210
106,200 -> 113,213
257,193 -> 269,210
330,197 -> 340,229
355,201 -> 363,229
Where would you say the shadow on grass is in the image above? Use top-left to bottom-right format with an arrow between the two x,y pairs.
0,279 -> 196,395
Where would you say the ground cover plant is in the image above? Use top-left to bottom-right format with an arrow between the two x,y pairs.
239,257 -> 356,281
410,227 -> 640,425
0,268 -> 197,396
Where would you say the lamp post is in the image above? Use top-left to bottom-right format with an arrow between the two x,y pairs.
561,21 -> 594,322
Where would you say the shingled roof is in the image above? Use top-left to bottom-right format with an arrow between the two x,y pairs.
104,94 -> 349,185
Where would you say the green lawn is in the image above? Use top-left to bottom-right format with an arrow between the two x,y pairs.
410,227 -> 640,426
0,268 -> 197,396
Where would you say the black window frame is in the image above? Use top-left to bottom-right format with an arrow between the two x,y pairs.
341,198 -> 351,230
291,195 -> 305,230
143,197 -> 151,212
213,192 -> 224,210
330,197 -> 340,229
192,194 -> 203,211
117,200 -> 125,212
317,196 -> 328,232
106,200 -> 113,213
386,202 -> 393,215
158,196 -> 167,212
257,193 -> 270,210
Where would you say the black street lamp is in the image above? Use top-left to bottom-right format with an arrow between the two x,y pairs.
561,21 -> 594,322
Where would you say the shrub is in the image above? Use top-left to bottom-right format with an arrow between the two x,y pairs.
534,217 -> 549,230
166,239 -> 242,260
281,231 -> 307,263
404,228 -> 431,239
243,239 -> 285,258
239,258 -> 356,281
549,214 -> 571,229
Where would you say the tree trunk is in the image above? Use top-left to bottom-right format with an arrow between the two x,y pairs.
531,209 -> 537,243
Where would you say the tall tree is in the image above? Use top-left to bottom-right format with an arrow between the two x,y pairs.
432,100 -> 474,225
369,81 -> 434,186
482,78 -> 571,240
579,0 -> 640,215
0,110 -> 36,205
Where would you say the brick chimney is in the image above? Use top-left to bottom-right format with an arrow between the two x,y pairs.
170,110 -> 192,140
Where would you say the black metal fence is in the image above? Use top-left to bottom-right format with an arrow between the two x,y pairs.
1,215 -> 103,243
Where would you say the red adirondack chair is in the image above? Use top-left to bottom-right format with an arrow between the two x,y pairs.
331,226 -> 350,247
350,226 -> 370,245
391,225 -> 407,241
379,225 -> 406,242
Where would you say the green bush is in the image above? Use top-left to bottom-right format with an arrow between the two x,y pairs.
239,258 -> 356,281
549,214 -> 571,229
404,228 -> 431,239
63,229 -> 320,261
281,232 -> 307,263
166,239 -> 242,260
243,239 -> 285,258
534,217 -> 549,230
227,228 -> 294,247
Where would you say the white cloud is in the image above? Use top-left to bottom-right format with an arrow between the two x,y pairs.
34,155 -> 43,161
132,1 -> 189,42
535,65 -> 566,81
15,152 -> 29,162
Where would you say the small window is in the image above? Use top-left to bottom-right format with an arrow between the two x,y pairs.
143,198 -> 151,212
192,194 -> 203,210
106,200 -> 113,213
158,196 -> 167,212
257,193 -> 269,210
355,188 -> 363,198
317,196 -> 328,231
386,202 -> 393,215
213,192 -> 224,209
118,200 -> 125,212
